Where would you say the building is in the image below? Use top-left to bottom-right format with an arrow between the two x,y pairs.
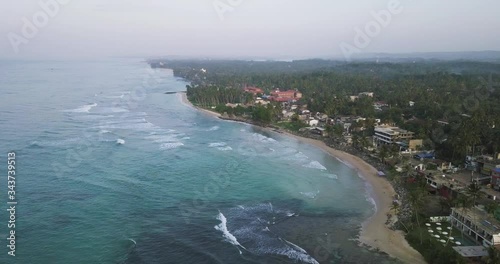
425,173 -> 465,199
476,155 -> 500,176
254,98 -> 270,105
450,207 -> 500,247
373,126 -> 414,146
244,86 -> 264,95
359,92 -> 374,97
350,92 -> 374,101
490,168 -> 500,190
414,152 -> 435,160
271,89 -> 299,99
269,89 -> 302,102
311,127 -> 328,137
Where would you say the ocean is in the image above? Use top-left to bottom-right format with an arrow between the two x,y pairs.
0,59 -> 395,263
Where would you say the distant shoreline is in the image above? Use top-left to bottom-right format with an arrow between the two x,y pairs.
179,92 -> 425,264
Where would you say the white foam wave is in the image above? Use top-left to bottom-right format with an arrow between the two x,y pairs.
207,126 -> 220,131
103,94 -> 125,99
364,182 -> 378,212
303,161 -> 327,170
218,146 -> 233,151
326,174 -> 338,180
159,142 -> 184,150
214,212 -> 246,250
95,107 -> 129,113
99,130 -> 112,134
253,133 -> 276,142
294,152 -> 309,160
221,203 -> 317,263
99,120 -> 157,131
300,191 -> 320,199
146,134 -> 178,143
30,138 -> 81,147
116,139 -> 125,145
282,240 -> 319,264
64,103 -> 97,113
209,142 -> 227,147
77,114 -> 114,120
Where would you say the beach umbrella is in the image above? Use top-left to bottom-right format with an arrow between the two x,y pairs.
455,241 -> 461,245
442,232 -> 448,235
436,223 -> 442,226
436,227 -> 442,231
440,240 -> 446,243
425,223 -> 431,227
434,235 -> 440,238
449,237 -> 454,240
447,227 -> 452,230
428,230 -> 434,233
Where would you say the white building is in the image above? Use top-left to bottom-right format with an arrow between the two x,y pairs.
373,126 -> 414,146
308,119 -> 319,127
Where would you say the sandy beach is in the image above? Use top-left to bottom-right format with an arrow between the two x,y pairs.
180,92 -> 425,263
279,131 -> 426,264
179,92 -> 221,118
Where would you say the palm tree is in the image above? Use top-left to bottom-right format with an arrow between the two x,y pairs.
379,145 -> 389,164
467,183 -> 482,208
485,201 -> 499,215
409,187 -> 426,244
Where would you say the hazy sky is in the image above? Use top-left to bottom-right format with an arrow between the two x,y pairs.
1,0 -> 499,59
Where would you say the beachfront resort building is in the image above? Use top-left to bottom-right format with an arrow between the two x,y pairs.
450,207 -> 500,247
373,125 -> 414,147
268,89 -> 303,102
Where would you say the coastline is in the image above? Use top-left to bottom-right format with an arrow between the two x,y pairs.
179,92 -> 425,264
278,131 -> 426,264
179,92 -> 221,118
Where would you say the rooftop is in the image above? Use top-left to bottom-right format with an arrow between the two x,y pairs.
452,246 -> 488,258
426,174 -> 467,193
375,126 -> 414,135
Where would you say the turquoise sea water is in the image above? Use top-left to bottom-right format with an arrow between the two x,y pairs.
0,59 -> 395,263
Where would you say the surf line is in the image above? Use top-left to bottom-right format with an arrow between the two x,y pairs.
214,211 -> 247,254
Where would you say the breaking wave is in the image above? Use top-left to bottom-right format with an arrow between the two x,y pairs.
159,142 -> 184,150
64,103 -> 97,113
214,204 -> 318,263
303,161 -> 327,170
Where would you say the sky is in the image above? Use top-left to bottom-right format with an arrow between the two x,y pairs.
0,0 -> 499,59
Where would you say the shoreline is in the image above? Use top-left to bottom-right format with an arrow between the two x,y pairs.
179,92 -> 425,263
179,92 -> 221,117
277,131 -> 425,264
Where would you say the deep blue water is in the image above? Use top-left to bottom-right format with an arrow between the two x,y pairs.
0,59 -> 394,263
